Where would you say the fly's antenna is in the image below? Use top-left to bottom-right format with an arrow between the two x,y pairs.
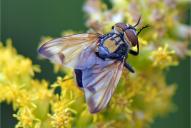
133,16 -> 141,28
137,25 -> 150,36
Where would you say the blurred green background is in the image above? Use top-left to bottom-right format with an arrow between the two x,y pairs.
0,0 -> 190,128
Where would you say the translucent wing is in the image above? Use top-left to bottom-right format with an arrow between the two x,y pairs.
38,33 -> 99,68
83,60 -> 124,113
74,47 -> 124,113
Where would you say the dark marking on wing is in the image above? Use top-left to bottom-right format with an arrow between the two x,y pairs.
59,53 -> 65,64
87,86 -> 96,93
74,69 -> 83,88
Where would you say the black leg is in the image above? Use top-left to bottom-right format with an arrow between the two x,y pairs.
124,62 -> 135,73
96,51 -> 123,60
129,49 -> 139,56
107,53 -> 122,60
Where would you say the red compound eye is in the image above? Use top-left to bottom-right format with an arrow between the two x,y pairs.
124,29 -> 138,46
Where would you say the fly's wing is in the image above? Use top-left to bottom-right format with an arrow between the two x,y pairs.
38,33 -> 99,68
82,59 -> 124,113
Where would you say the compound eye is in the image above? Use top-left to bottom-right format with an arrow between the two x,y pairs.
124,29 -> 138,46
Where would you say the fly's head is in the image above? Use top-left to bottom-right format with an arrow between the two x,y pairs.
111,17 -> 149,48
112,22 -> 139,47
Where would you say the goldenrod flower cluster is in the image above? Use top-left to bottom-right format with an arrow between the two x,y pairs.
0,0 -> 190,128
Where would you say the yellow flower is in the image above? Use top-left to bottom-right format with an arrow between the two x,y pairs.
151,44 -> 178,69
110,92 -> 133,120
55,76 -> 83,98
31,80 -> 53,101
13,107 -> 41,128
49,109 -> 73,128
49,94 -> 76,128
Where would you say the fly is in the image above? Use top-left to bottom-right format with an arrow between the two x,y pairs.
38,17 -> 149,113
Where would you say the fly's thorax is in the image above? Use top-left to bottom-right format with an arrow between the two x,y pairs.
103,33 -> 124,53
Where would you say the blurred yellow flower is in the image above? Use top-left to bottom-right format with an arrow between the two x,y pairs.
49,95 -> 75,128
151,44 -> 178,69
13,107 -> 41,128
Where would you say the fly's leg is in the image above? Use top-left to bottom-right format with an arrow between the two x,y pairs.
129,49 -> 139,56
105,52 -> 135,73
96,47 -> 123,60
123,54 -> 135,73
96,42 -> 124,60
98,52 -> 135,74
124,62 -> 135,73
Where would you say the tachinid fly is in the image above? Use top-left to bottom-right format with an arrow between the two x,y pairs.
38,17 -> 149,113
